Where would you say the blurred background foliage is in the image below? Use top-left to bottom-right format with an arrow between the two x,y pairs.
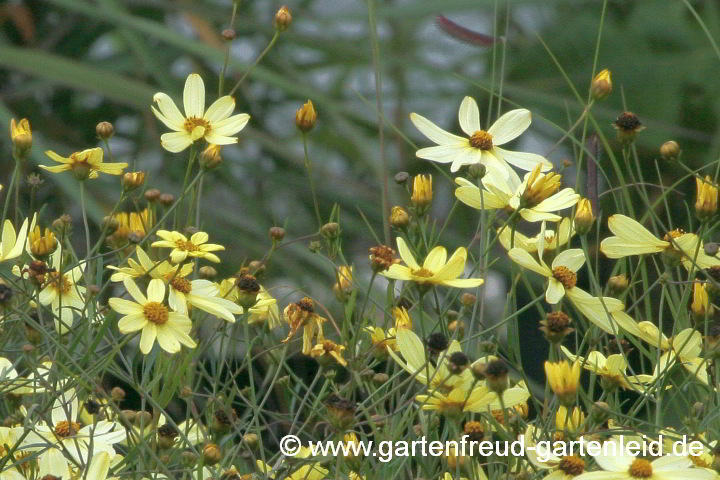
2,0 -> 720,367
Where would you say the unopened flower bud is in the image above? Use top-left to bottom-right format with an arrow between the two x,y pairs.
448,320 -> 465,339
706,243 -> 720,257
134,411 -> 152,427
389,206 -> 409,228
590,401 -> 610,423
321,222 -> 340,239
200,144 -> 222,169
373,373 -> 389,384
269,226 -> 285,242
122,171 -> 146,191
203,443 -> 222,465
96,121 -> 114,140
111,386 -> 126,403
590,69 -> 612,101
696,176 -> 718,221
394,171 -> 409,184
158,193 -> 174,207
295,100 -> 316,132
198,266 -> 217,280
467,163 -> 486,180
179,385 -> 193,398
10,118 -> 32,159
411,174 -> 433,214
243,433 -> 259,448
222,28 -> 236,41
274,6 -> 292,32
144,188 -> 161,202
660,140 -> 680,161
608,274 -> 629,296
461,293 -> 476,307
102,216 -> 119,234
574,198 -> 595,235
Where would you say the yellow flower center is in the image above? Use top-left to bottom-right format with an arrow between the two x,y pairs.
689,454 -> 710,468
170,277 -> 192,294
628,458 -> 653,478
469,130 -> 493,150
552,266 -> 577,289
183,117 -> 211,135
558,456 -> 585,476
663,229 -> 685,241
175,239 -> 199,252
48,271 -> 72,294
143,301 -> 169,325
54,420 -> 81,438
412,268 -> 434,278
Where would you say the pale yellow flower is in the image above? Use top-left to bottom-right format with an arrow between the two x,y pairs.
41,147 -> 127,179
415,382 -> 530,416
545,360 -> 581,404
574,438 -> 716,480
152,229 -> 224,263
455,164 -> 579,222
561,346 -> 653,391
152,73 -> 250,152
600,214 -> 720,270
497,217 -> 574,254
109,277 -> 196,354
524,425 -> 586,480
382,237 -> 483,288
0,217 -> 29,263
410,96 -> 552,175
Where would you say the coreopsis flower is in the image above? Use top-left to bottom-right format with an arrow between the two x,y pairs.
364,307 -> 412,358
574,198 -> 595,234
152,229 -> 224,263
591,69 -> 612,101
600,214 -> 720,270
544,360 -> 581,405
248,287 -> 281,328
556,406 -> 585,434
415,382 -> 530,417
455,165 -> 579,222
387,326 -> 472,391
381,237 -> 484,289
691,282 -> 713,321
0,217 -> 29,263
41,147 -> 127,180
282,297 -> 325,355
121,248 -> 241,322
508,228 -> 634,335
10,118 -> 32,158
35,248 -> 86,334
295,99 -> 316,132
333,265 -> 354,301
498,217 -> 574,258
14,388 -> 124,477
574,439 -> 716,480
695,175 -> 718,221
106,208 -> 153,248
410,96 -> 552,175
0,359 -> 53,394
411,174 -> 433,213
28,225 -> 57,259
109,277 -> 196,354
151,73 -> 250,152
309,339 -> 347,366
560,346 -> 653,391
525,425 -> 586,480
632,322 -> 709,385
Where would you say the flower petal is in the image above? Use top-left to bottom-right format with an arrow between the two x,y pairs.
204,96 -> 235,123
396,237 -> 420,270
212,113 -> 250,136
493,147 -> 552,172
183,73 -> 205,118
152,92 -> 186,129
410,112 -> 467,146
488,109 -> 531,145
160,132 -> 193,153
458,96 -> 481,136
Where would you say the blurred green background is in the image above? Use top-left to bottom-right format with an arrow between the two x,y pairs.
2,0 -> 720,328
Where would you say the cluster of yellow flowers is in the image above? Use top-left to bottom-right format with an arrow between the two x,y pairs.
2,32 -> 720,480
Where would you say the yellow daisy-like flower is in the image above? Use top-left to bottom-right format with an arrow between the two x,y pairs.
560,346 -> 653,391
387,327 -> 472,391
106,208 -> 153,248
32,248 -> 86,335
309,339 -> 347,366
151,73 -> 250,152
410,96 -> 552,175
0,217 -> 29,263
632,322 -> 709,385
695,175 -> 718,221
152,229 -> 224,263
41,147 -> 127,180
508,234 -> 634,335
556,406 -> 585,434
574,439 -> 716,480
524,425 -> 586,480
544,360 -> 581,405
109,277 -> 196,354
382,237 -> 484,288
364,307 -> 412,358
282,297 -> 326,355
498,217 -> 574,255
415,382 -> 530,417
455,165 -> 579,223
600,214 -> 720,270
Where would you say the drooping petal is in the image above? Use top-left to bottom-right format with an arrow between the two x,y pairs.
508,248 -> 551,277
152,93 -> 186,131
160,132 -> 193,153
493,147 -> 552,172
545,279 -> 565,304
